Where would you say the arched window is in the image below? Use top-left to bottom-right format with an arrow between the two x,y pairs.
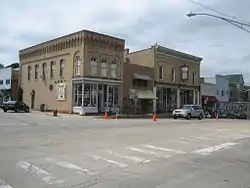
111,60 -> 117,78
90,57 -> 97,76
74,55 -> 81,76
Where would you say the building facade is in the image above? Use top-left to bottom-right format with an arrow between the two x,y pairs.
0,67 -> 12,103
203,74 -> 229,103
125,45 -> 202,113
19,30 -> 125,114
123,50 -> 155,114
224,74 -> 245,102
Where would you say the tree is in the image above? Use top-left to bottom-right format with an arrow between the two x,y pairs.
0,64 -> 4,68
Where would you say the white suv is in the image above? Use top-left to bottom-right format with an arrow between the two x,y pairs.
172,105 -> 204,120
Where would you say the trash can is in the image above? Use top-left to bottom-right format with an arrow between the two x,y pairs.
40,104 -> 45,112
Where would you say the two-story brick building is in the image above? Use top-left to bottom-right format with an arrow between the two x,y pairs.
125,44 -> 202,113
19,30 -> 125,114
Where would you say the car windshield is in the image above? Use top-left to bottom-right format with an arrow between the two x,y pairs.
182,105 -> 192,109
5,101 -> 17,105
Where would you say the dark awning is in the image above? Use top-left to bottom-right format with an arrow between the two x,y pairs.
202,95 -> 218,103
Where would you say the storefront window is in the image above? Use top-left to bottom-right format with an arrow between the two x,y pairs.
114,86 -> 119,106
73,83 -> 82,106
108,86 -> 114,107
83,83 -> 98,107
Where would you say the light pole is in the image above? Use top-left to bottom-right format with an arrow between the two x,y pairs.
187,12 -> 250,33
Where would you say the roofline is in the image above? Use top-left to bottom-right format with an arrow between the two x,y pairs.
19,29 -> 125,53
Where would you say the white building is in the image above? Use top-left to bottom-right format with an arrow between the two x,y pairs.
0,67 -> 12,102
203,74 -> 229,102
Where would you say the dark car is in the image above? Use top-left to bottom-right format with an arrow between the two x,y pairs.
1,101 -> 30,113
218,110 -> 236,119
234,111 -> 248,119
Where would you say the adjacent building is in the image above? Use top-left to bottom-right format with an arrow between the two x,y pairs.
123,49 -> 155,114
224,74 -> 245,102
0,66 -> 20,103
125,44 -> 202,113
19,30 -> 125,114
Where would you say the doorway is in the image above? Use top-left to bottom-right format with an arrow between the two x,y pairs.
31,90 -> 35,109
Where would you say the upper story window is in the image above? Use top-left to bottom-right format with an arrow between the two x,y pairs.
90,57 -> 97,76
0,80 -> 3,85
101,59 -> 107,77
42,62 -> 46,79
221,90 -> 224,96
5,79 -> 10,85
133,79 -> 147,87
217,90 -> 219,95
111,60 -> 117,78
192,72 -> 196,84
75,56 -> 81,76
28,66 -> 31,80
60,59 -> 65,77
34,64 -> 38,80
171,68 -> 176,82
181,65 -> 188,81
159,65 -> 163,80
50,61 -> 55,78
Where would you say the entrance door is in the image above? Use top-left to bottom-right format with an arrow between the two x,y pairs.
31,90 -> 35,109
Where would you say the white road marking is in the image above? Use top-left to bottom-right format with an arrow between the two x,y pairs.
0,180 -> 13,188
167,139 -> 189,145
88,155 -> 128,167
127,147 -> 172,158
46,157 -> 92,175
189,136 -> 212,140
192,142 -> 238,155
17,161 -> 64,185
105,150 -> 150,163
141,144 -> 186,154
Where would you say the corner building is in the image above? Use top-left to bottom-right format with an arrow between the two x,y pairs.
19,30 -> 125,114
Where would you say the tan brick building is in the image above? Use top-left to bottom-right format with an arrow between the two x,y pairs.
125,44 -> 202,113
19,30 -> 125,114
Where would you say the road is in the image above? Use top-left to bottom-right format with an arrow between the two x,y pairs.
1,111 -> 250,188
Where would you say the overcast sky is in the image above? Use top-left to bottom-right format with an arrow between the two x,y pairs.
1,0 -> 250,83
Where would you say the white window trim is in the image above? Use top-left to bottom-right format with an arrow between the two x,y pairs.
172,68 -> 176,82
75,57 -> 81,76
90,58 -> 98,76
111,62 -> 117,78
101,60 -> 108,77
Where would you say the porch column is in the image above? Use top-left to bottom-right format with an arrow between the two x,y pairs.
165,92 -> 168,112
153,86 -> 157,113
197,91 -> 200,105
193,90 -> 196,104
177,88 -> 180,108
82,83 -> 84,107
106,85 -> 109,111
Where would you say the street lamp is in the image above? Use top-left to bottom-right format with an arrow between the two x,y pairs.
187,12 -> 250,33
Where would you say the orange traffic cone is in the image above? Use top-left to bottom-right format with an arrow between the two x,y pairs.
153,113 -> 157,122
216,113 -> 219,120
104,112 -> 108,120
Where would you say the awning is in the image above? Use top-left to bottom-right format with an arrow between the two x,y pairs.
133,73 -> 152,80
202,95 -> 218,103
137,90 -> 157,100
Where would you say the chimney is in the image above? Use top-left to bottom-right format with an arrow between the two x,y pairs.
124,48 -> 129,55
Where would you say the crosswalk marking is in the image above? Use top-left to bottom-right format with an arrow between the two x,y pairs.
17,161 -> 64,185
192,142 -> 238,155
189,136 -> 212,140
141,144 -> 186,154
105,150 -> 150,163
127,147 -> 172,158
87,155 -> 128,167
46,157 -> 92,175
0,180 -> 13,188
167,139 -> 189,144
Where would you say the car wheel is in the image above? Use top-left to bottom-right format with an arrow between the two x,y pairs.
3,109 -> 7,112
186,113 -> 191,120
173,116 -> 177,119
198,114 -> 203,120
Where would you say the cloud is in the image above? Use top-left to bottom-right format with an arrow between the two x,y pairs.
1,0 -> 250,82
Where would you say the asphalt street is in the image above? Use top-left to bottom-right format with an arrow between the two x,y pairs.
1,111 -> 250,188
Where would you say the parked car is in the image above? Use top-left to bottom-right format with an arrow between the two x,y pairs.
172,104 -> 204,120
234,111 -> 248,119
0,101 -> 30,113
218,110 -> 235,119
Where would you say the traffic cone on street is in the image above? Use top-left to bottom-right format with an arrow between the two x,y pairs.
115,112 -> 119,120
216,113 -> 219,120
104,112 -> 108,120
153,113 -> 157,122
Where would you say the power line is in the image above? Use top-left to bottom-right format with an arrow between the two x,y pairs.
187,0 -> 250,25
